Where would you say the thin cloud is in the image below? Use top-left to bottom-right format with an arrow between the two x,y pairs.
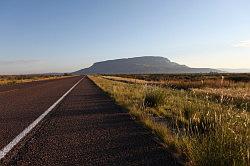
0,59 -> 41,66
233,40 -> 250,48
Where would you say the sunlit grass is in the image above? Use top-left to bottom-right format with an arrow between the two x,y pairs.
90,75 -> 250,165
103,75 -> 250,112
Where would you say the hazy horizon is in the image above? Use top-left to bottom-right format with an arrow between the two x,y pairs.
1,56 -> 250,75
1,0 -> 250,74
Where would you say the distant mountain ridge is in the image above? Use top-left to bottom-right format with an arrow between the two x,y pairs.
74,56 -> 221,74
217,68 -> 250,73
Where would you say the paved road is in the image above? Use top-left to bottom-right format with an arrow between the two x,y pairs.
0,77 -> 77,93
1,77 -> 180,165
0,76 -> 81,150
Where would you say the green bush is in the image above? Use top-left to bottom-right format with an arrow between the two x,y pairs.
143,87 -> 166,108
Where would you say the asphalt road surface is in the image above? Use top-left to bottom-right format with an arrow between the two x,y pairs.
0,77 -> 81,150
0,77 -> 78,93
1,77 -> 180,165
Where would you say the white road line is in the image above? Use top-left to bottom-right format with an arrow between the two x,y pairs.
0,77 -> 84,160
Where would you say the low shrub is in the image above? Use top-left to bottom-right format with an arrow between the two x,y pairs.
143,87 -> 166,108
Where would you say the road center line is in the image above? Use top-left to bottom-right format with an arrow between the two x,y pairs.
0,77 -> 84,160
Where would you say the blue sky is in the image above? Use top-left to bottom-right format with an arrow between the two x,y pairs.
0,0 -> 250,74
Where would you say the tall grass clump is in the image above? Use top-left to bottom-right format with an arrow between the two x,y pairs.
183,110 -> 250,165
143,87 -> 166,108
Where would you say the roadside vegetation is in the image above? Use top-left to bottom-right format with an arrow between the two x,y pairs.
103,74 -> 250,112
90,75 -> 250,166
0,74 -> 73,86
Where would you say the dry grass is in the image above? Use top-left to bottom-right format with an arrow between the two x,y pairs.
90,75 -> 250,165
103,75 -> 250,112
193,87 -> 250,101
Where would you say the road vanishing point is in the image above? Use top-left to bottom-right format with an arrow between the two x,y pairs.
0,76 -> 180,165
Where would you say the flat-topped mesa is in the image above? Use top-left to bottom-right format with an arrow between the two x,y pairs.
74,56 -> 221,74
